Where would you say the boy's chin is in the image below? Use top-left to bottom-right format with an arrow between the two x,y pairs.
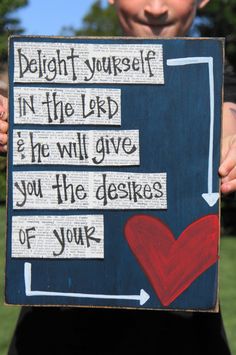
127,24 -> 178,38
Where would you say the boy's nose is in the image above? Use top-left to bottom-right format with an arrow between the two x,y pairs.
144,0 -> 168,18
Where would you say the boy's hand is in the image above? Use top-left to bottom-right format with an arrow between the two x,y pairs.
219,102 -> 236,194
0,94 -> 8,153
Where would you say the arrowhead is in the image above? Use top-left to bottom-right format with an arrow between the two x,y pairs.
140,289 -> 150,305
202,193 -> 219,207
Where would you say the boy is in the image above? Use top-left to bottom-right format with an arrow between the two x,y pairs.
1,1 -> 235,354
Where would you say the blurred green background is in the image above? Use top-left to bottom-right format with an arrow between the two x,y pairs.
0,206 -> 20,354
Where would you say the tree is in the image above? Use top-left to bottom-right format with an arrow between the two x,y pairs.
0,0 -> 28,66
197,0 -> 236,71
75,0 -> 121,37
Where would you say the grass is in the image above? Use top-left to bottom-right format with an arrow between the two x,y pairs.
0,205 -> 236,354
219,236 -> 236,354
0,206 -> 20,355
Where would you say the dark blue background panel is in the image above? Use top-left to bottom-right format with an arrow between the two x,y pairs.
6,37 -> 223,311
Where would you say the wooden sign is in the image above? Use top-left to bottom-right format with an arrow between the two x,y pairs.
5,36 -> 223,311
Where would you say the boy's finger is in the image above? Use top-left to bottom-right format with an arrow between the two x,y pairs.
0,108 -> 8,121
0,132 -> 8,145
0,144 -> 7,153
219,145 -> 236,177
221,167 -> 236,184
221,179 -> 236,194
0,120 -> 8,133
0,110 -> 7,121
0,95 -> 8,121
220,135 -> 235,166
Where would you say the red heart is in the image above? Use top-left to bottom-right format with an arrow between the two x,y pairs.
124,214 -> 219,306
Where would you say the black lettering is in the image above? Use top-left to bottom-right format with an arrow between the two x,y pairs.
42,92 -> 74,123
52,174 -> 86,204
18,227 -> 36,250
140,50 -> 145,73
14,179 -> 43,207
67,48 -> 80,81
107,96 -> 118,119
85,226 -> 100,248
81,94 -> 94,118
132,57 -> 140,71
65,102 -> 74,117
153,181 -> 164,198
30,132 -> 50,163
132,181 -> 143,202
145,50 -> 156,77
53,228 -> 65,256
51,174 -> 63,204
42,92 -> 53,122
117,182 -> 129,199
143,184 -> 153,199
84,57 -> 96,81
102,57 -> 112,74
110,137 -> 121,154
96,174 -> 108,206
93,137 -> 105,164
18,95 -> 35,117
122,137 -> 137,154
56,133 -> 87,161
121,57 -> 131,71
74,227 -> 84,245
17,49 -> 30,78
107,183 -> 118,201
37,50 -> 43,77
45,57 -> 57,81
25,227 -> 36,249
112,56 -> 122,76
96,96 -> 106,117
75,184 -> 87,200
57,50 -> 68,76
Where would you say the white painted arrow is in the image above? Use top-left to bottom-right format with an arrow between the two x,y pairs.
167,57 -> 219,207
24,262 -> 150,306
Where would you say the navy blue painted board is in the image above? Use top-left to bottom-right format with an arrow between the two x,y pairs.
5,36 -> 223,311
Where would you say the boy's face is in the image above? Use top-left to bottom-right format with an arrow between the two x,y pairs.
109,0 -> 209,37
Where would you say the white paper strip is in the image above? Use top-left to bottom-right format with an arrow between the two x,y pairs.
12,215 -> 104,259
13,171 -> 167,210
14,42 -> 164,84
13,130 -> 140,166
14,87 -> 121,125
